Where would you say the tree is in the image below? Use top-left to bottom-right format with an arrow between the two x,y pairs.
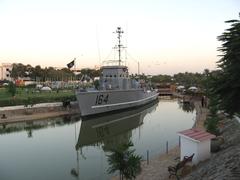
10,63 -> 27,79
32,65 -> 42,81
151,74 -> 172,84
107,141 -> 142,180
209,14 -> 240,116
8,81 -> 16,97
80,68 -> 100,79
173,72 -> 204,88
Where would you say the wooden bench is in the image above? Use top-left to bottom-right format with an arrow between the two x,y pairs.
168,153 -> 194,179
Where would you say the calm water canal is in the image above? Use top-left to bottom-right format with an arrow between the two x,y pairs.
0,98 -> 195,180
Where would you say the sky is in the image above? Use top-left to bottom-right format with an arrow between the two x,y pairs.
0,0 -> 239,75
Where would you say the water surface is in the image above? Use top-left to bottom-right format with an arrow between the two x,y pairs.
0,98 -> 195,180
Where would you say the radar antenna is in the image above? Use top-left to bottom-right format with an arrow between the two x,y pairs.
114,27 -> 125,66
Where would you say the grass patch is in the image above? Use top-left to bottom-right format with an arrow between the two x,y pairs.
0,87 -> 76,107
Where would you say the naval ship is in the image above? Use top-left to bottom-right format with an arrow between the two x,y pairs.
76,27 -> 159,116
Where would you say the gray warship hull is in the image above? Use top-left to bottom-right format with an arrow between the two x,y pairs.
76,89 -> 158,116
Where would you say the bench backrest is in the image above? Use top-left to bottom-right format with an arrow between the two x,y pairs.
176,153 -> 194,170
183,153 -> 194,162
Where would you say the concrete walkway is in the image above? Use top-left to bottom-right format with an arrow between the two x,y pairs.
133,100 -> 208,180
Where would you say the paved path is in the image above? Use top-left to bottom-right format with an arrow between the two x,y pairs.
136,147 -> 180,180
193,101 -> 209,129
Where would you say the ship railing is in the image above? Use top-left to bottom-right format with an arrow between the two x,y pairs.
102,60 -> 126,66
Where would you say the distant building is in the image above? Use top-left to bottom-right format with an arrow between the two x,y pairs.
0,63 -> 13,81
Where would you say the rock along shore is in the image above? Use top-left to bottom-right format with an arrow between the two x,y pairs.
184,116 -> 240,180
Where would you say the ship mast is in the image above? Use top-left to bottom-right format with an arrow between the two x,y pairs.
115,27 -> 124,66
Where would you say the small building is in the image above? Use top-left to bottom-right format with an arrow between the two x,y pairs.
178,128 -> 216,165
0,63 -> 13,81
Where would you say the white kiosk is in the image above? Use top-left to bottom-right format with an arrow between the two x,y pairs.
178,128 -> 216,165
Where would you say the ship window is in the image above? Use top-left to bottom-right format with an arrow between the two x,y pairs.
120,75 -> 122,77
114,75 -> 116,78
110,75 -> 112,78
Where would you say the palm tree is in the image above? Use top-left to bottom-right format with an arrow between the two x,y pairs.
107,141 -> 142,180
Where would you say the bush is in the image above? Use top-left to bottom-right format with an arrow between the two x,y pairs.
8,82 -> 16,97
24,97 -> 35,107
205,115 -> 220,135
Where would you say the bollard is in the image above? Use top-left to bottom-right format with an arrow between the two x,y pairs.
166,141 -> 168,154
147,150 -> 149,165
179,136 -> 181,147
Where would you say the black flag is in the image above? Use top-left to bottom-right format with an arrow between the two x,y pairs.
67,58 -> 75,69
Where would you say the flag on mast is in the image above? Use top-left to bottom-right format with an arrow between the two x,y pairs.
67,58 -> 76,69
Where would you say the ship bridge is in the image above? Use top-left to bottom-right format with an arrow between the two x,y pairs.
99,64 -> 139,90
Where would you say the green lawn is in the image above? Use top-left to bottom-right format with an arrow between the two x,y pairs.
0,87 -> 76,107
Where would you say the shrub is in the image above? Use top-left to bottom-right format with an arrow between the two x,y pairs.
205,115 -> 220,135
8,82 -> 16,97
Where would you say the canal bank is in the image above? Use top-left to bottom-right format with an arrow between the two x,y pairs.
0,101 -> 80,124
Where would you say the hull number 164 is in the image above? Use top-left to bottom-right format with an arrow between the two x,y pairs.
95,94 -> 109,105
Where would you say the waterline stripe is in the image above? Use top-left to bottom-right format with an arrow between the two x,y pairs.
92,112 -> 142,128
91,94 -> 158,109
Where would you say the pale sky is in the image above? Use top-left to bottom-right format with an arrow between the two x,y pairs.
0,0 -> 239,75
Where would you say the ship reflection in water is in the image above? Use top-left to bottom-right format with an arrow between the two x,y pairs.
76,100 -> 158,152
71,101 -> 158,178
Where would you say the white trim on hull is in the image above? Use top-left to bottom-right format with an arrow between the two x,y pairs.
91,94 -> 158,109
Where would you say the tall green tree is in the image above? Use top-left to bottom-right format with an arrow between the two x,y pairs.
107,141 -> 142,180
210,14 -> 240,116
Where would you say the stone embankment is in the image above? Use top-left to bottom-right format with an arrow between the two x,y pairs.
184,116 -> 240,180
0,102 -> 80,124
